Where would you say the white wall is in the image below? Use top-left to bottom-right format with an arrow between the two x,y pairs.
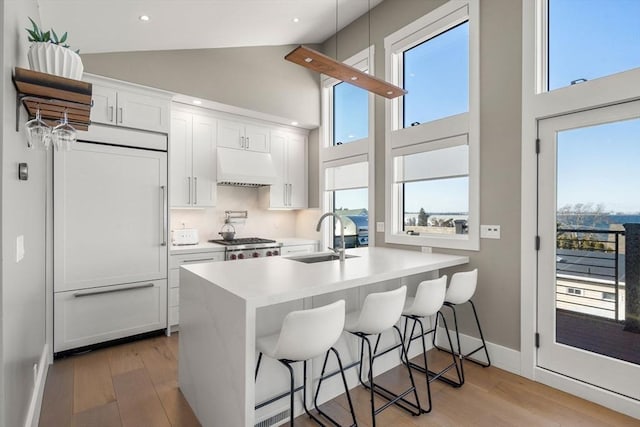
2,1 -> 48,426
170,186 -> 322,241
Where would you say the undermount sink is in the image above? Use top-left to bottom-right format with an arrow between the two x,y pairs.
289,253 -> 359,264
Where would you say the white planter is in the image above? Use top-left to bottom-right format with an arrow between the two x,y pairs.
27,42 -> 83,80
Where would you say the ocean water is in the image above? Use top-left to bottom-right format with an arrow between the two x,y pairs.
557,214 -> 640,229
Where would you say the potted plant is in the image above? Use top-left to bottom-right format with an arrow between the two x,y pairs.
25,17 -> 83,80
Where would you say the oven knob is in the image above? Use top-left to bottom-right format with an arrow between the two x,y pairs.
266,251 -> 272,256
238,253 -> 245,259
230,254 -> 237,260
252,252 -> 259,258
273,250 -> 279,256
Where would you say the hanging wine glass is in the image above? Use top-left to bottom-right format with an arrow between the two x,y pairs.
51,110 -> 76,151
24,107 -> 51,149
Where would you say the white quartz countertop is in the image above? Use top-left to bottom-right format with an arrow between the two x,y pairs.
183,247 -> 468,308
170,237 -> 318,255
170,242 -> 226,255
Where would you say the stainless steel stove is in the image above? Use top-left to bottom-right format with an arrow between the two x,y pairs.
208,237 -> 282,260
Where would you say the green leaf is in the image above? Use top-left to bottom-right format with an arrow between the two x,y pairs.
60,32 -> 68,43
42,31 -> 50,42
28,17 -> 39,33
26,29 -> 39,41
51,29 -> 59,43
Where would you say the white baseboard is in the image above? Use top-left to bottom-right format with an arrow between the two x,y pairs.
24,344 -> 49,427
435,326 -> 521,375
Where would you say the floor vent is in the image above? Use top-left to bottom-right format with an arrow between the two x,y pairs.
255,410 -> 289,427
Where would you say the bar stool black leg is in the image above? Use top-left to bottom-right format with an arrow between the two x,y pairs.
314,347 -> 358,427
468,300 -> 491,367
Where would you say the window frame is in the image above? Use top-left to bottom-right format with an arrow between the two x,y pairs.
384,0 -> 480,250
320,47 -> 375,248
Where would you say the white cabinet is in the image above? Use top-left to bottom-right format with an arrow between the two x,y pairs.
280,243 -> 318,256
54,280 -> 167,352
260,130 -> 308,209
169,251 -> 225,328
170,107 -> 217,207
86,75 -> 170,133
217,119 -> 270,152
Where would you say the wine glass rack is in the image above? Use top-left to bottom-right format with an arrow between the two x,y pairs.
13,67 -> 93,131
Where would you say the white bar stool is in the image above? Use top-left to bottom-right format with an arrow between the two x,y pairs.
401,275 -> 463,413
434,269 -> 491,383
344,286 -> 422,426
254,300 -> 357,426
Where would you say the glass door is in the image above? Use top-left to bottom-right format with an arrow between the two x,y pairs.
537,101 -> 640,400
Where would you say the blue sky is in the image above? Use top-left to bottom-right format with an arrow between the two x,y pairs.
552,0 -> 640,213
333,0 -> 640,215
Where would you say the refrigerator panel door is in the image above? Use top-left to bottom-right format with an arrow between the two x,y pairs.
54,142 -> 168,292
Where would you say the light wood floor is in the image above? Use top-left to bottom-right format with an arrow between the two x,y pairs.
39,333 -> 638,427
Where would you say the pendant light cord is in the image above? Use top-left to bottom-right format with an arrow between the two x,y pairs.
335,0 -> 339,59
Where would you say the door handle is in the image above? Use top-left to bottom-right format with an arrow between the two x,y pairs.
194,177 -> 198,205
187,177 -> 191,205
240,136 -> 245,149
118,107 -> 123,123
161,185 -> 167,246
289,183 -> 293,206
246,137 -> 250,149
182,258 -> 215,264
74,282 -> 154,298
109,106 -> 114,122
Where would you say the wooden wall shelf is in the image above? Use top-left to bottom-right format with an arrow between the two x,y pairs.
13,67 -> 93,131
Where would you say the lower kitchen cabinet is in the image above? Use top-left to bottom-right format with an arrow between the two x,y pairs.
54,280 -> 167,353
169,250 -> 225,329
280,243 -> 318,256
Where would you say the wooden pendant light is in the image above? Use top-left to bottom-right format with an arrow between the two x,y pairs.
285,45 -> 406,99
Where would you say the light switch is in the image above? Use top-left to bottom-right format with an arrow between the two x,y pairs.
480,225 -> 501,239
16,235 -> 25,262
376,222 -> 385,232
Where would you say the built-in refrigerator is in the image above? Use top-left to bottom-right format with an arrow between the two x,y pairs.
53,128 -> 168,353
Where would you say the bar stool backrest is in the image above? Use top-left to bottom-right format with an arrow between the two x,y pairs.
272,300 -> 345,361
405,275 -> 447,317
353,286 -> 407,335
445,269 -> 478,305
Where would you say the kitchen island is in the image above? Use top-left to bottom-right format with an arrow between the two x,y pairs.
179,246 -> 468,427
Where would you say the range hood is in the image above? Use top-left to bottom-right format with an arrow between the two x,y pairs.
217,147 -> 277,187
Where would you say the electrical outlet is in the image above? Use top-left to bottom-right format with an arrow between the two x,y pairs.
376,222 -> 385,232
421,246 -> 432,253
480,225 -> 501,239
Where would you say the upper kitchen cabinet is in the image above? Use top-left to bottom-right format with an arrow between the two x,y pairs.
260,129 -> 308,209
217,118 -> 270,152
85,74 -> 171,134
170,106 -> 217,207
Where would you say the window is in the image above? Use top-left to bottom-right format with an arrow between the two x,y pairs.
567,288 -> 583,296
321,48 -> 374,248
385,1 -> 479,250
324,159 -> 369,249
547,0 -> 640,91
602,292 -> 616,302
403,21 -> 469,127
333,82 -> 368,145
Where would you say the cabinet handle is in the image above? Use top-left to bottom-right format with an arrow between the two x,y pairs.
194,177 -> 198,205
118,107 -> 123,123
161,185 -> 167,246
109,106 -> 114,122
182,258 -> 215,264
288,183 -> 292,206
240,136 -> 245,149
246,137 -> 250,150
187,177 -> 191,204
74,282 -> 154,298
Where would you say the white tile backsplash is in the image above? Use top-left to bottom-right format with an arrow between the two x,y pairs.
170,186 -> 321,242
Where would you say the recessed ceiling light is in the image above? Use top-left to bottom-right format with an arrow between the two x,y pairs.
139,15 -> 150,22
291,121 -> 299,126
292,17 -> 300,23
387,91 -> 393,95
350,76 -> 358,81
193,100 -> 202,105
304,57 -> 313,63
